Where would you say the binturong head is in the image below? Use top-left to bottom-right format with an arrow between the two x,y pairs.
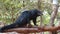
32,9 -> 43,16
37,10 -> 43,16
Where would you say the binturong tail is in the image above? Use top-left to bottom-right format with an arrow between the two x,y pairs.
0,23 -> 19,32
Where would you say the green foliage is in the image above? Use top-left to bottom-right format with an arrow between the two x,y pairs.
0,0 -> 59,25
42,11 -> 50,24
0,0 -> 38,24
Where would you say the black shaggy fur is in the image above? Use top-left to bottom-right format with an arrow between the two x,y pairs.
0,9 -> 43,32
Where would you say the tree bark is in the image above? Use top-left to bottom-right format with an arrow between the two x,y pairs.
3,26 -> 60,33
49,5 -> 59,26
49,0 -> 59,34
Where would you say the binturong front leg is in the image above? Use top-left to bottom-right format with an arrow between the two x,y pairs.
27,19 -> 32,28
33,17 -> 38,26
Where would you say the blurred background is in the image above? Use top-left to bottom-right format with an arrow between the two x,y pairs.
0,0 -> 60,34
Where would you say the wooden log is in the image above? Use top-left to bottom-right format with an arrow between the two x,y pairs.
3,26 -> 60,33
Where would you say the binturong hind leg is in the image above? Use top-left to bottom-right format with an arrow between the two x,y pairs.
0,23 -> 19,32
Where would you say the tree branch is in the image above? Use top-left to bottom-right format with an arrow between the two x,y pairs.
3,26 -> 60,33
